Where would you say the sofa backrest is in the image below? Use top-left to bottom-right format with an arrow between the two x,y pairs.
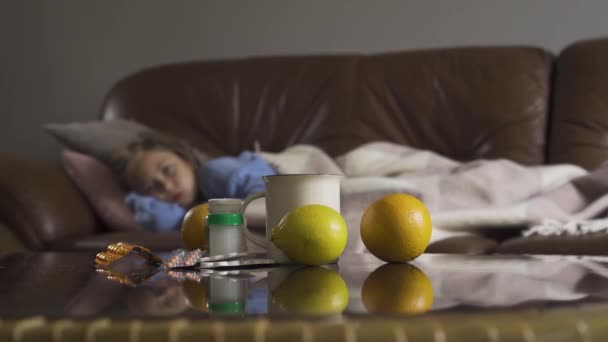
100,55 -> 358,158
101,46 -> 553,165
550,38 -> 608,170
342,47 -> 553,164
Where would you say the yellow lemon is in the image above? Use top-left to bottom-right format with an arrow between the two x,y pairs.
271,205 -> 348,266
362,263 -> 433,314
272,267 -> 349,314
181,203 -> 209,251
182,278 -> 209,312
360,193 -> 432,262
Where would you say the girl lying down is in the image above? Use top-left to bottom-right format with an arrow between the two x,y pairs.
110,132 -> 276,231
111,132 -> 608,243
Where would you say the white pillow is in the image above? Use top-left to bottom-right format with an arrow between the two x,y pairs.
45,119 -> 155,164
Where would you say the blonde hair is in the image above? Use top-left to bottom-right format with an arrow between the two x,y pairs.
110,131 -> 206,186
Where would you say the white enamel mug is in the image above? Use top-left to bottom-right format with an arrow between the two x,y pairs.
240,174 -> 341,263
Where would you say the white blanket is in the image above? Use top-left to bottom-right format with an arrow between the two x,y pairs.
259,142 -> 608,249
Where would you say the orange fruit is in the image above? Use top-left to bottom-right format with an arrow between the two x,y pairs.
362,263 -> 433,314
181,203 -> 209,251
360,193 -> 432,262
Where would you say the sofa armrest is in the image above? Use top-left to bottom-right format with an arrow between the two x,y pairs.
0,222 -> 28,252
0,154 -> 101,250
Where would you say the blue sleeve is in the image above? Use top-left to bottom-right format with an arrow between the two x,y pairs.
197,151 -> 276,200
125,193 -> 187,232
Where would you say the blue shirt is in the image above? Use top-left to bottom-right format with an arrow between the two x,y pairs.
126,151 -> 276,231
197,151 -> 276,200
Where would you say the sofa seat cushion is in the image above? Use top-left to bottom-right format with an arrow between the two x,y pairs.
47,231 -> 183,252
426,236 -> 498,255
496,233 -> 608,255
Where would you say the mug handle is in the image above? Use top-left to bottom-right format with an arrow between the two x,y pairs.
240,191 -> 268,248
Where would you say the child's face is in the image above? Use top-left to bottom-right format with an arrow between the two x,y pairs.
125,149 -> 197,208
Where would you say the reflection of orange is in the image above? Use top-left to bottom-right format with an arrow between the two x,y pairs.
360,193 -> 432,262
362,263 -> 433,315
182,279 -> 209,312
181,203 -> 209,251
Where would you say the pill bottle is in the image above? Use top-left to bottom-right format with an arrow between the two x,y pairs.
207,198 -> 246,257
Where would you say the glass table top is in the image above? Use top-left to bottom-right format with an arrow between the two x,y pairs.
2,252 -> 608,319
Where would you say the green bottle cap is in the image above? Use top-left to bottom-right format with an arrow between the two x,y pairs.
206,213 -> 244,226
209,301 -> 245,313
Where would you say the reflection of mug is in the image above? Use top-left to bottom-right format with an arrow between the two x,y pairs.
241,174 -> 341,262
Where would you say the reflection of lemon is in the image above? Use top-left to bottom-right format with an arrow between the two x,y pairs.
360,193 -> 432,262
181,203 -> 209,251
182,279 -> 209,312
272,267 -> 349,314
362,263 -> 433,314
272,205 -> 347,265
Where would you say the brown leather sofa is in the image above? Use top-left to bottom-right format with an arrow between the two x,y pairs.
3,37 -> 608,255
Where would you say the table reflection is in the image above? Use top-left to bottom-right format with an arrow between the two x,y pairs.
87,252 -> 608,318
167,265 -> 349,316
5,252 -> 608,319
